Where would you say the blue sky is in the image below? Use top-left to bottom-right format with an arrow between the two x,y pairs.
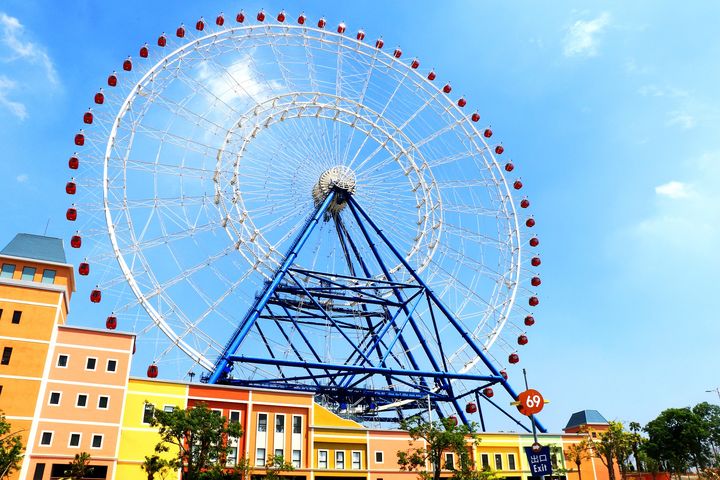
1,1 -> 719,432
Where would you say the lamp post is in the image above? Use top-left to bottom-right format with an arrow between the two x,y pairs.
705,387 -> 720,401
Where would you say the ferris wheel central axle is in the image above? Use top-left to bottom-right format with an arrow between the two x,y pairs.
312,165 -> 357,216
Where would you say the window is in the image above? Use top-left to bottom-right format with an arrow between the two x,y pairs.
494,453 -> 503,470
39,431 -> 53,446
21,266 -> 36,281
1,347 -> 12,365
229,411 -> 241,424
275,414 -> 285,433
0,264 -> 15,278
445,453 -> 455,470
336,451 -> 345,469
0,385 -> 3,396
508,453 -> 516,470
292,450 -> 301,468
256,448 -> 266,466
0,309 -> 3,319
352,451 -> 361,469
76,394 -> 88,407
143,403 -> 155,424
41,269 -> 56,284
91,434 -> 103,449
106,359 -> 117,372
375,451 -> 384,463
257,413 -> 267,432
98,396 -> 109,409
57,354 -> 69,367
481,454 -> 490,470
275,448 -> 284,458
163,405 -> 175,413
551,453 -> 559,469
11,311 -> 21,324
68,433 -> 81,448
318,450 -> 328,469
591,431 -> 597,438
49,391 -> 61,405
292,415 -> 302,433
85,357 -> 97,370
227,439 -> 238,466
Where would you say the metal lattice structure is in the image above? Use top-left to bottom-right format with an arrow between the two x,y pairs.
66,11 -> 544,430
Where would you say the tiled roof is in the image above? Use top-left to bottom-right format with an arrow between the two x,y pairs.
1,233 -> 67,264
565,410 -> 609,429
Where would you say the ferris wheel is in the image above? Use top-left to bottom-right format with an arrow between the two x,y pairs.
65,10 -> 543,429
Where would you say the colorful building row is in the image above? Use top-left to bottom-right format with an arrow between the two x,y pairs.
0,234 -> 613,480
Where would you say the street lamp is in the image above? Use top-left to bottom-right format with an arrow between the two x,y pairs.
705,387 -> 720,401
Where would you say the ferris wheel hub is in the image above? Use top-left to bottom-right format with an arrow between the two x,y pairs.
312,165 -> 357,215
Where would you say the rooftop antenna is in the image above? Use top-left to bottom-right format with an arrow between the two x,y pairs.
43,218 -> 50,236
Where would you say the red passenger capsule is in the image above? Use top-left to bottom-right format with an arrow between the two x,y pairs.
531,257 -> 541,267
508,353 -> 520,364
196,18 -> 205,30
68,155 -> 79,169
216,14 -> 225,26
147,364 -> 159,378
495,145 -> 504,154
518,335 -> 529,346
443,83 -> 452,93
94,91 -> 104,104
139,45 -> 149,58
375,38 -> 384,49
524,315 -> 535,326
448,416 -> 458,426
520,199 -> 530,208
529,237 -> 539,247
526,218 -> 535,228
176,25 -> 185,38
90,289 -> 102,303
337,22 -> 346,33
74,132 -> 85,146
466,402 -> 478,413
500,369 -> 508,380
66,208 -> 77,221
158,34 -> 167,47
78,262 -> 89,276
471,112 -> 480,122
107,73 -> 117,87
71,235 -> 82,248
411,58 -> 420,69
356,30 -> 365,40
529,296 -> 539,307
531,276 -> 541,287
513,180 -> 523,190
427,70 -> 436,81
236,12 -> 245,23
256,10 -> 265,22
457,97 -> 466,107
277,11 -> 286,22
484,128 -> 493,138
83,111 -> 93,124
393,48 -> 402,58
297,14 -> 306,25
65,181 -> 76,195
123,58 -> 132,71
106,315 -> 117,330
505,163 -> 514,172
317,17 -> 326,28
483,387 -> 494,398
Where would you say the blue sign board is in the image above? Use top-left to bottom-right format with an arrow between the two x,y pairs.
524,446 -> 553,477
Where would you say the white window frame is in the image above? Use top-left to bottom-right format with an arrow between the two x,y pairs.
335,450 -> 345,469
48,391 -> 62,406
351,450 -> 361,470
90,434 -> 103,450
257,412 -> 268,432
494,453 -> 503,470
142,402 -> 155,424
56,354 -> 69,368
68,432 -> 82,448
375,451 -> 384,464
163,405 -> 176,413
508,453 -> 516,471
444,452 -> 455,470
39,431 -> 53,447
229,410 -> 241,424
256,447 -> 266,466
292,449 -> 301,468
318,449 -> 328,469
106,359 -> 118,373
275,413 -> 285,433
481,453 -> 490,469
97,395 -> 110,410
76,393 -> 89,408
85,357 -> 97,371
292,414 -> 302,434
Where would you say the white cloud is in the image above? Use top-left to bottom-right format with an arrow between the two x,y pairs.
0,12 -> 58,85
563,12 -> 611,57
15,173 -> 28,183
654,181 -> 693,199
0,75 -> 26,119
638,84 -> 688,98
666,111 -> 696,129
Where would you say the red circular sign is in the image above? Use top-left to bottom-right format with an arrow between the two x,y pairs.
517,389 -> 545,416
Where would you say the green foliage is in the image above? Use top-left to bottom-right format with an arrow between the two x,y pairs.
0,413 -> 23,479
397,416 -> 480,480
60,452 -> 93,480
142,454 -> 173,480
565,440 -> 590,480
585,421 -> 634,480
150,402 -> 244,480
264,454 -> 295,480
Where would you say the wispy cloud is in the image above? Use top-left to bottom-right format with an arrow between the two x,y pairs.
666,111 -> 696,129
563,12 -> 611,57
638,84 -> 688,98
0,12 -> 58,85
655,181 -> 693,199
15,173 -> 28,183
0,75 -> 27,120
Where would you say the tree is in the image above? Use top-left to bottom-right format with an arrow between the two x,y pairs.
397,416 -> 479,480
565,440 -> 590,480
0,413 -> 23,479
60,452 -> 93,480
644,407 -> 710,478
264,454 -> 295,480
151,402 -> 243,480
142,454 -> 173,480
693,402 -> 720,464
628,422 -> 644,472
584,422 -> 631,480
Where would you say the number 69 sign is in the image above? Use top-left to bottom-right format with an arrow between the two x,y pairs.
516,389 -> 545,416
